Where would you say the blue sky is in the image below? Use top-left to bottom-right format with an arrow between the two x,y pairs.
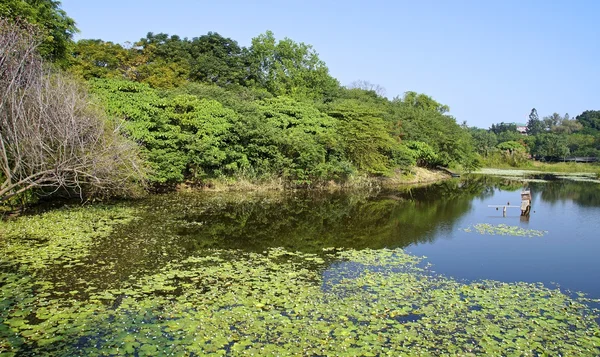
60,0 -> 599,129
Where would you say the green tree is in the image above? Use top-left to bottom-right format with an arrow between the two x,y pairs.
552,116 -> 583,135
0,0 -> 77,63
567,133 -> 597,156
389,96 -> 476,168
542,113 -> 560,130
132,33 -> 191,88
248,30 -> 340,100
526,108 -> 545,135
490,122 -> 517,135
576,110 -> 600,132
90,79 -> 247,183
469,128 -> 498,156
533,133 -> 569,159
326,99 -> 397,175
495,141 -> 530,166
188,32 -> 248,86
69,39 -> 132,79
258,97 -> 347,182
399,91 -> 450,114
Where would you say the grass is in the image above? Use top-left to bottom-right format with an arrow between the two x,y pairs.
478,162 -> 600,177
529,161 -> 600,174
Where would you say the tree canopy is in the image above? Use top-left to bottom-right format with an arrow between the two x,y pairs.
0,0 -> 77,63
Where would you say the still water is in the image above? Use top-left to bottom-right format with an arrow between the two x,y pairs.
90,174 -> 600,299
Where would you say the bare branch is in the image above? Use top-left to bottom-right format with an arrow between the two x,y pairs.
347,79 -> 387,97
1,18 -> 146,202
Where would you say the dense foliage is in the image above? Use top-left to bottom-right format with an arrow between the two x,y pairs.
472,108 -> 600,167
0,0 -> 77,64
80,44 -> 479,186
62,20 -> 478,186
2,1 -> 483,191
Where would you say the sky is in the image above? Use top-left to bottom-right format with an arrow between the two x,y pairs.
59,0 -> 599,129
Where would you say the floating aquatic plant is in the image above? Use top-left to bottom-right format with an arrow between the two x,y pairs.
463,223 -> 547,238
1,205 -> 598,356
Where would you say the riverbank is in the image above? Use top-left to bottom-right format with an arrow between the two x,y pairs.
474,167 -> 600,183
480,161 -> 600,175
177,167 -> 453,192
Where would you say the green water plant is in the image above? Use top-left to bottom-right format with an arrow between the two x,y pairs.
0,206 -> 598,356
463,223 -> 547,237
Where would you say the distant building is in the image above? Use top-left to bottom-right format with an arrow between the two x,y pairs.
514,123 -> 527,135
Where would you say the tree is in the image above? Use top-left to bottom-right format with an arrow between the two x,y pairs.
390,96 -> 476,168
90,79 -> 247,183
490,122 -> 517,135
533,133 -> 570,159
469,128 -> 498,156
0,0 -> 77,63
542,112 -> 563,131
258,97 -> 346,182
576,110 -> 600,132
132,32 -> 191,88
326,99 -> 398,175
398,91 -> 449,114
188,32 -> 247,86
347,80 -> 386,97
69,39 -> 133,79
526,108 -> 545,135
552,116 -> 583,135
0,18 -> 145,202
247,31 -> 340,100
496,141 -> 529,166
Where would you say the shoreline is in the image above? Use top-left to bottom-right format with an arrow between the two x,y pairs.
177,167 -> 453,193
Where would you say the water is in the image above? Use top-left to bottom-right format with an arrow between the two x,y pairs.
406,177 -> 600,298
84,174 -> 600,299
4,174 -> 600,355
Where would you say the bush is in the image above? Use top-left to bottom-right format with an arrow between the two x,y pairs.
0,19 -> 145,203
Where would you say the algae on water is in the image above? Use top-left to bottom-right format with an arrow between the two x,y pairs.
463,223 -> 547,238
1,205 -> 598,356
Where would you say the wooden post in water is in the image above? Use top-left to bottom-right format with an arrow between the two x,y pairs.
520,189 -> 531,216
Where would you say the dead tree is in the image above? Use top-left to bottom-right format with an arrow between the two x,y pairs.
0,18 -> 146,202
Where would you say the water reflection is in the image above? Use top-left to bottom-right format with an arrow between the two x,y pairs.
40,175 -> 600,298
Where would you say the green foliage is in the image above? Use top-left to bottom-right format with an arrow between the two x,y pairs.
482,108 -> 600,169
90,78 -> 243,183
568,133 -> 600,156
187,32 -> 248,86
91,79 -> 359,185
486,141 -> 529,167
257,97 -> 349,183
390,96 -> 477,169
533,133 -> 570,159
469,128 -> 498,156
69,39 -> 132,79
399,91 -> 450,113
405,141 -> 439,167
248,30 -> 340,100
0,0 -> 77,63
496,140 -> 527,152
526,108 -> 545,135
61,27 -> 486,186
326,99 -> 397,175
576,110 -> 600,132
491,122 -> 517,134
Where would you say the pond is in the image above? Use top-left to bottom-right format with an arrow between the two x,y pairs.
1,175 -> 599,355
